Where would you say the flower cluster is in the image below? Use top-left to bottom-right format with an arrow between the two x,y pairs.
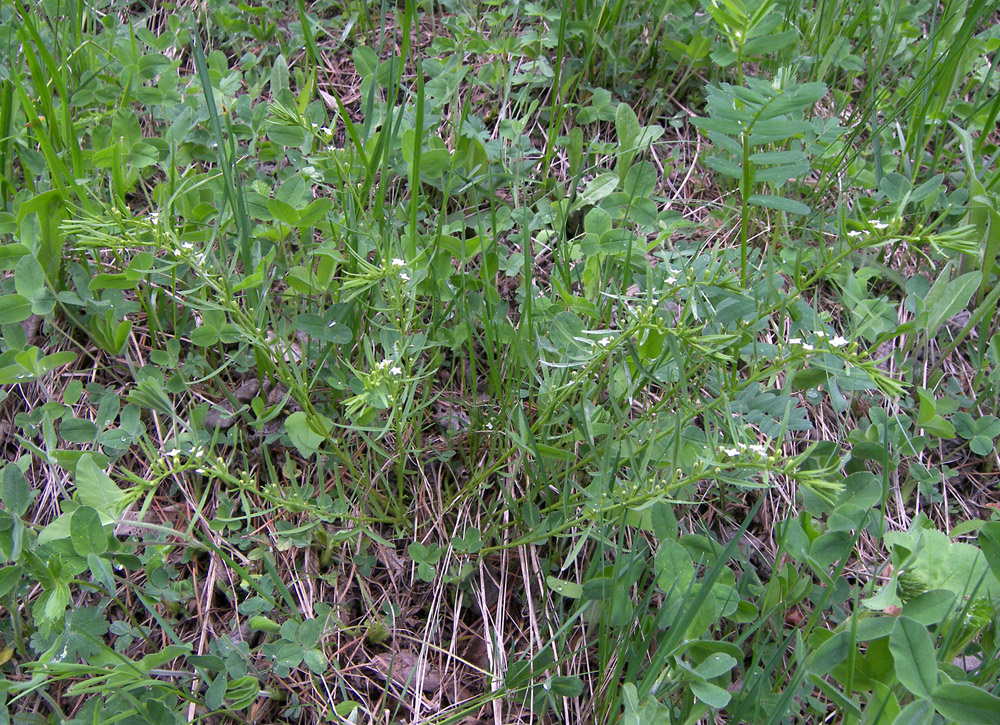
720,441 -> 770,459
388,257 -> 410,282
787,330 -> 849,352
374,358 -> 404,377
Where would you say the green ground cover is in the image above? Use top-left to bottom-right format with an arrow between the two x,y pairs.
2,0 -> 1000,722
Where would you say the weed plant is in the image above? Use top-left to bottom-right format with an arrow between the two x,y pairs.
1,0 -> 1000,722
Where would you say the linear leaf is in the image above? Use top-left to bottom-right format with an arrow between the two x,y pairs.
748,194 -> 811,215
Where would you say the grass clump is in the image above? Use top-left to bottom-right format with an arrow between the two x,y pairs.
1,0 -> 1000,722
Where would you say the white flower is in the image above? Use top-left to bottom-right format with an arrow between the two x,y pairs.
870,220 -> 889,230
830,335 -> 848,347
390,258 -> 406,268
721,447 -> 740,457
802,343 -> 814,351
748,444 -> 768,455
597,336 -> 613,347
164,448 -> 180,458
150,210 -> 160,225
814,330 -> 826,338
389,366 -> 402,376
788,337 -> 802,345
399,272 -> 410,282
847,230 -> 863,238
376,359 -> 392,370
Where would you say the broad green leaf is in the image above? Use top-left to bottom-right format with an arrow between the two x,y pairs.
615,103 -> 640,148
205,672 -> 227,711
922,271 -> 979,338
546,576 -> 583,599
1,465 -> 31,517
285,411 -> 325,458
267,198 -> 300,226
549,675 -> 583,697
808,629 -> 850,674
70,506 -> 108,556
978,522 -> 1000,583
295,198 -> 331,228
889,616 -> 937,698
690,679 -> 730,708
14,255 -> 45,302
694,653 -> 737,679
931,683 -> 1000,724
0,295 -> 31,324
75,454 -> 126,512
892,698 -> 934,725
580,173 -> 619,205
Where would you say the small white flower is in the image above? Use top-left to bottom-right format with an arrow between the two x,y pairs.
181,242 -> 195,251
847,229 -> 863,238
721,447 -> 740,457
390,258 -> 406,268
814,330 -> 826,338
597,336 -> 613,347
389,366 -> 402,376
802,343 -> 814,351
399,272 -> 410,282
484,421 -> 494,430
830,335 -> 848,347
870,220 -> 890,230
165,448 -> 180,458
788,337 -> 802,345
150,210 -> 160,225
748,444 -> 768,455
